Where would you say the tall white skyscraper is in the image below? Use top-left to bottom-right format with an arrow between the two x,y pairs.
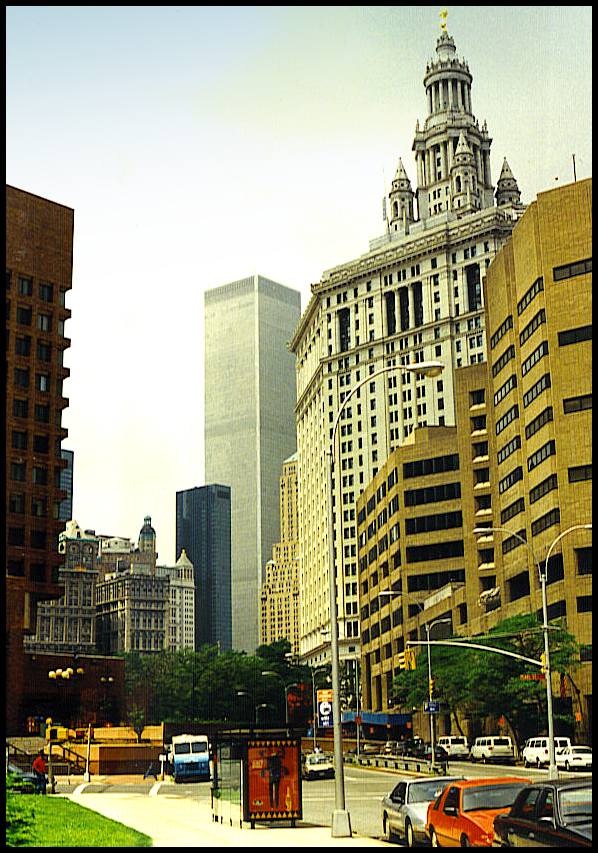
290,25 -> 525,667
204,274 -> 301,651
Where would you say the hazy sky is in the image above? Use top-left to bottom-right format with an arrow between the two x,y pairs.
7,6 -> 592,563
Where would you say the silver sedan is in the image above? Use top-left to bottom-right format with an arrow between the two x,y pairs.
381,775 -> 465,847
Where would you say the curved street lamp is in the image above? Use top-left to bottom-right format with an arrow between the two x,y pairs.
327,359 -> 444,836
473,522 -> 591,779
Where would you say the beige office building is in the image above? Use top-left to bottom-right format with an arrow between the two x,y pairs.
290,26 -> 524,667
358,179 -> 592,741
260,453 -> 300,654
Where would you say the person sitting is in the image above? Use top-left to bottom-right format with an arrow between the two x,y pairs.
32,752 -> 47,795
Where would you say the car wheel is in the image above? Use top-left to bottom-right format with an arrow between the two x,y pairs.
536,758 -> 541,768
405,819 -> 415,848
430,827 -> 440,847
565,761 -> 570,772
524,759 -> 530,768
383,813 -> 397,843
460,834 -> 471,847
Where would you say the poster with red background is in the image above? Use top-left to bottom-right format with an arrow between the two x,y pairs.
246,738 -> 301,821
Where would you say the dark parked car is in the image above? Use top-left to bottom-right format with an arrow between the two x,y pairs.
409,741 -> 449,763
493,779 -> 592,847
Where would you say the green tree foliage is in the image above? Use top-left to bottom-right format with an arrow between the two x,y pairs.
391,614 -> 579,752
122,641 -> 314,726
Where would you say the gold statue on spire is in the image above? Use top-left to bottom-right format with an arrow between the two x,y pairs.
439,7 -> 448,31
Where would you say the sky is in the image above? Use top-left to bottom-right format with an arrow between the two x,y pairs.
7,6 -> 592,564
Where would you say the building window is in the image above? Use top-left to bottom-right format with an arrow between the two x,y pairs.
523,373 -> 551,408
553,257 -> 592,281
531,507 -> 560,537
525,406 -> 553,440
568,464 -> 592,483
517,276 -> 544,316
527,439 -> 556,472
529,473 -> 558,505
563,394 -> 592,413
18,276 -> 33,296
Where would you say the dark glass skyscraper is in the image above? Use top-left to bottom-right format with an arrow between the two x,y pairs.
176,485 -> 232,651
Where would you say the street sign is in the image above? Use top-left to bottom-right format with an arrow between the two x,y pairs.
317,689 -> 333,728
423,700 -> 440,714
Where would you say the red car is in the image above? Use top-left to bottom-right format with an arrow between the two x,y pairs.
426,777 -> 528,847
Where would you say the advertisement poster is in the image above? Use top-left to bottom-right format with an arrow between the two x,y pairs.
245,738 -> 301,822
317,688 -> 334,728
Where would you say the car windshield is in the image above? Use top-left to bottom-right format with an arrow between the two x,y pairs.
174,743 -> 190,755
308,754 -> 331,765
191,741 -> 207,753
493,738 -> 511,746
462,783 -> 527,812
409,780 -> 456,804
559,786 -> 592,825
572,747 -> 591,755
452,738 -> 466,745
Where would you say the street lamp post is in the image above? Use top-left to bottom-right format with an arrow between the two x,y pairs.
261,670 -> 291,726
473,523 -> 591,780
380,589 -> 449,771
326,360 -> 443,837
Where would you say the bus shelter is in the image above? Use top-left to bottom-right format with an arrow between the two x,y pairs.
212,728 -> 302,829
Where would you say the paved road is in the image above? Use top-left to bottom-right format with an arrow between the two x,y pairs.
55,762 -> 591,846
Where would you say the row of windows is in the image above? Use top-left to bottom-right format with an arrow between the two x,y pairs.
525,406 -> 553,440
521,339 -> 549,377
405,539 -> 464,564
563,393 -> 592,413
553,257 -> 592,281
501,497 -> 525,525
7,272 -> 55,303
404,481 -> 461,507
497,434 -> 521,466
517,276 -> 544,316
523,372 -> 551,408
496,403 -> 519,436
494,373 -> 517,407
490,314 -> 513,350
492,343 -> 515,378
531,507 -> 560,537
528,439 -> 556,473
403,453 -> 459,479
405,510 -> 462,535
520,308 -> 545,347
558,324 -> 591,346
10,461 -> 62,486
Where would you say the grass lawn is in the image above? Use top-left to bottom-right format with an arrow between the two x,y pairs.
7,794 -> 152,847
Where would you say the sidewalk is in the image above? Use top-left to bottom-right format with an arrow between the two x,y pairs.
59,777 -> 388,847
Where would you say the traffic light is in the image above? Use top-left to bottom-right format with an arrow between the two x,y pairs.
407,649 -> 417,670
540,652 -> 546,675
398,651 -> 407,670
429,678 -> 435,698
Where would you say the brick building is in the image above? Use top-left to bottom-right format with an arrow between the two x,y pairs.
6,185 -> 73,734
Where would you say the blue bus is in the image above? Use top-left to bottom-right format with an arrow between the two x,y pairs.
169,734 -> 210,782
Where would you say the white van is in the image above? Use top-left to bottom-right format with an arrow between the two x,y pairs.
522,736 -> 571,767
437,735 -> 470,758
470,736 -> 515,763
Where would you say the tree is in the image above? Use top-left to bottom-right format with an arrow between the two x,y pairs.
391,614 -> 580,752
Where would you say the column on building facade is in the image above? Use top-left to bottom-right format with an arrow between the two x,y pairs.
408,283 -> 415,328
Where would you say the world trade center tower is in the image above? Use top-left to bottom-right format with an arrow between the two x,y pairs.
204,274 -> 301,652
